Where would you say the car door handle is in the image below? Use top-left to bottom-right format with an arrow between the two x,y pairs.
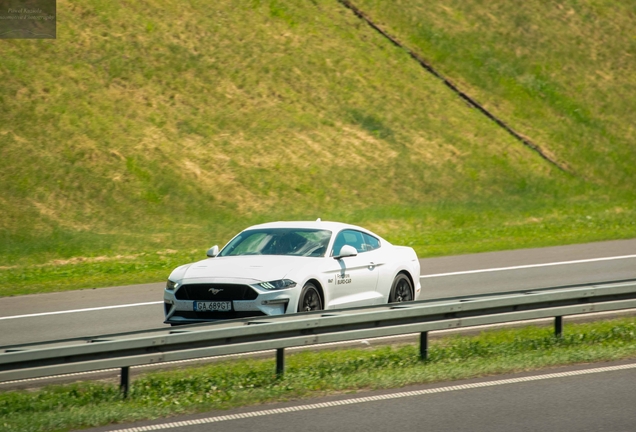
368,262 -> 376,270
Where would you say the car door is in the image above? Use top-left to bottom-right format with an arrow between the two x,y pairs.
324,229 -> 381,309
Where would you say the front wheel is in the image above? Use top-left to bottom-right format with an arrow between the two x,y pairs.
297,282 -> 323,312
389,273 -> 414,303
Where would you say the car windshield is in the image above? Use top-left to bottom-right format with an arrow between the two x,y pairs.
219,228 -> 332,257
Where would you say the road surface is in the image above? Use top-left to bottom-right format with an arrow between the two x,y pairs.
85,360 -> 636,432
1,238 -> 635,347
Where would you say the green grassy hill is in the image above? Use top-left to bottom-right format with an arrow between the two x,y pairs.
1,0 -> 635,295
356,0 -> 636,185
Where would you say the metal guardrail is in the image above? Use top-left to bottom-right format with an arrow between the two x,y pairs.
2,280 -> 636,395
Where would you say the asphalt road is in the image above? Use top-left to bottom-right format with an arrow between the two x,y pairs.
87,360 -> 636,432
2,238 -> 635,347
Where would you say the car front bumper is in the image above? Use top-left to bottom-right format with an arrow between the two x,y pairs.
164,281 -> 294,323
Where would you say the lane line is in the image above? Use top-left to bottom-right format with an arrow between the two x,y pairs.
5,254 -> 635,320
0,301 -> 163,321
103,362 -> 636,432
421,254 -> 636,278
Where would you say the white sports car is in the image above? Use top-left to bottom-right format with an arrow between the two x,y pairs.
163,220 -> 421,324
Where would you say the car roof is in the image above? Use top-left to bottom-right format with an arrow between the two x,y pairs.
231,220 -> 391,246
245,220 -> 370,234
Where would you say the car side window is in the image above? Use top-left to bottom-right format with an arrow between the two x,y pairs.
361,232 -> 380,252
332,230 -> 380,255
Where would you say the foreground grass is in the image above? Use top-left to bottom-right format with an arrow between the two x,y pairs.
2,317 -> 636,432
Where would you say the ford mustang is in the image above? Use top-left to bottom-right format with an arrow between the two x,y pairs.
164,220 -> 421,324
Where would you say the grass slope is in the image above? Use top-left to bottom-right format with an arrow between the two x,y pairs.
356,0 -> 636,185
1,0 -> 635,295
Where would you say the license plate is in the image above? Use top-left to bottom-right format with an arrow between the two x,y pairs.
194,301 -> 232,312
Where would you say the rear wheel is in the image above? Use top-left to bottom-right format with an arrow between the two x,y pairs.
297,282 -> 323,312
389,273 -> 413,303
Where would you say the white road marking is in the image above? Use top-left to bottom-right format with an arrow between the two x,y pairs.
4,254 -> 635,320
420,254 -> 636,278
0,301 -> 163,321
104,362 -> 636,431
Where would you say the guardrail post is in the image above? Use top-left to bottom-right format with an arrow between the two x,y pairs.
120,366 -> 130,398
276,348 -> 285,377
420,331 -> 428,361
555,316 -> 563,338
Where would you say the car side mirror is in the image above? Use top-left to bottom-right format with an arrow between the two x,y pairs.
206,245 -> 219,258
334,244 -> 358,259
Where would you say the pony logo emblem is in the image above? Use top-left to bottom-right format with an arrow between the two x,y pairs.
208,288 -> 224,295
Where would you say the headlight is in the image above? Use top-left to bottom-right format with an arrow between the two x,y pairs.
259,279 -> 297,290
166,280 -> 180,291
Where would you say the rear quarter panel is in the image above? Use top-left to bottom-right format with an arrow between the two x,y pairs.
376,245 -> 421,301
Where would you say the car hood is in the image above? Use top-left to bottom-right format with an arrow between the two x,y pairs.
181,255 -> 312,283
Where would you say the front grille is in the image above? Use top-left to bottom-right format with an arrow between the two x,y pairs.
172,310 -> 267,320
175,283 -> 258,301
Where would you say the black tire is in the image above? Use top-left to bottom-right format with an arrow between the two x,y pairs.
389,273 -> 414,303
297,282 -> 323,312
